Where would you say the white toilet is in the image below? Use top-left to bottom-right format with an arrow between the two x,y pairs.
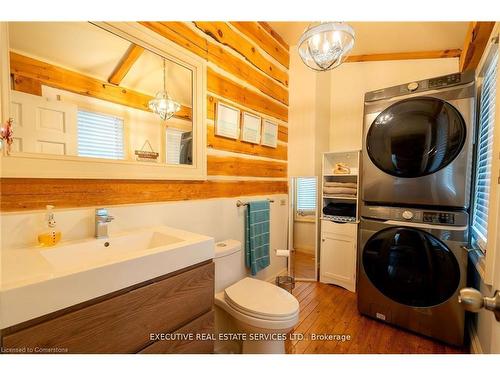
213,239 -> 299,354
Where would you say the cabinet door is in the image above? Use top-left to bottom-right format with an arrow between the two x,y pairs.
320,232 -> 356,292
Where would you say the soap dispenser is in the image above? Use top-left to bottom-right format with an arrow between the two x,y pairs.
37,205 -> 61,247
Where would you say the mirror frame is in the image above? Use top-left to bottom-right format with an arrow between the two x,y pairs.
0,22 -> 207,180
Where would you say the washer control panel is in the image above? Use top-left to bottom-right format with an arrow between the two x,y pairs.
361,205 -> 467,226
423,211 -> 455,224
428,73 -> 461,89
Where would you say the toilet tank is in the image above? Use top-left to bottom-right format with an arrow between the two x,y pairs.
214,240 -> 246,293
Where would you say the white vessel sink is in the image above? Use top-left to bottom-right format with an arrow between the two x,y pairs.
0,226 -> 214,329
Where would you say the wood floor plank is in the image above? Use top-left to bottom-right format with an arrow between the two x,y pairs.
288,282 -> 467,354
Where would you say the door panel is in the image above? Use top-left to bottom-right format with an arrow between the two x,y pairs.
367,97 -> 466,178
362,227 -> 460,307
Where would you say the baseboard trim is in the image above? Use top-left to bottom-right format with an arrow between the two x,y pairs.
469,322 -> 484,354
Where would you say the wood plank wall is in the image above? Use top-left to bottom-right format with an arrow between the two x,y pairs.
1,22 -> 289,211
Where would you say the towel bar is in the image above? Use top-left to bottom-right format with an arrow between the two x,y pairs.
236,199 -> 275,207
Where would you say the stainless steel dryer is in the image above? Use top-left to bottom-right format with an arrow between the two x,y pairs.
358,205 -> 468,346
362,72 -> 475,209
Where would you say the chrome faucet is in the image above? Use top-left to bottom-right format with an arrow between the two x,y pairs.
95,208 -> 114,239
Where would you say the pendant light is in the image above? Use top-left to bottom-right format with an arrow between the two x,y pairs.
298,22 -> 355,71
148,59 -> 181,120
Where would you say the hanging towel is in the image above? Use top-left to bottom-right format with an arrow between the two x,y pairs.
245,200 -> 271,276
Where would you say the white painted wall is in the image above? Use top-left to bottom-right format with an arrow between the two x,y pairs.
329,58 -> 460,151
1,194 -> 288,283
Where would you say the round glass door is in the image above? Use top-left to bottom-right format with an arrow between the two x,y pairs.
367,97 -> 466,178
362,227 -> 460,307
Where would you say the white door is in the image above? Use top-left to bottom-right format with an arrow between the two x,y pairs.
320,231 -> 356,292
10,91 -> 78,155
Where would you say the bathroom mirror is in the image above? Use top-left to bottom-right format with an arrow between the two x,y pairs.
288,176 -> 318,281
1,22 -> 206,179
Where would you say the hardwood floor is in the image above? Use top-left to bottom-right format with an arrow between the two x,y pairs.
293,250 -> 315,279
286,281 -> 468,354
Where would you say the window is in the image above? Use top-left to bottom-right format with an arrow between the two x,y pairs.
77,110 -> 125,160
296,177 -> 317,218
472,47 -> 498,252
166,128 -> 183,164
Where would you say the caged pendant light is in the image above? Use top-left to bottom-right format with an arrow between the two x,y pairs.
148,59 -> 181,120
298,22 -> 355,71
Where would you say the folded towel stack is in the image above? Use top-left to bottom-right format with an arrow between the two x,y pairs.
323,182 -> 357,197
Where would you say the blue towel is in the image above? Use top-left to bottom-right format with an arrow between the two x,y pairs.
245,200 -> 271,276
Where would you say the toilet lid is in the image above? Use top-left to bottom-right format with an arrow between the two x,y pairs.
224,277 -> 299,319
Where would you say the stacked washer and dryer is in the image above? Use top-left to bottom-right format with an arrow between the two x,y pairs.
358,71 -> 475,346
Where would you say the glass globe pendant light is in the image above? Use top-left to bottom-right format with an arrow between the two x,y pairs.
298,22 -> 355,71
148,59 -> 181,120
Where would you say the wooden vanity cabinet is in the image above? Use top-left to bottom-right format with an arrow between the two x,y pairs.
0,260 -> 215,354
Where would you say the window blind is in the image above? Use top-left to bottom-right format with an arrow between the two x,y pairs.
166,128 -> 183,164
472,48 -> 498,251
77,110 -> 124,160
297,177 -> 317,215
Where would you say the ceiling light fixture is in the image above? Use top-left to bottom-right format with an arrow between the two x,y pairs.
298,22 -> 355,71
148,59 -> 181,120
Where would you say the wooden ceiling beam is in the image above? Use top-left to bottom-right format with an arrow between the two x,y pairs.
108,44 -> 145,85
345,49 -> 462,63
459,22 -> 496,73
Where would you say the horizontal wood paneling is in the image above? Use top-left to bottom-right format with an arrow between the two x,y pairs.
207,155 -> 287,177
140,22 -> 288,106
258,22 -> 289,50
345,49 -> 462,63
9,52 -> 192,121
11,74 -> 42,96
208,68 -> 288,122
230,22 -> 289,68
207,125 -> 287,161
0,178 -> 288,211
193,21 -> 288,87
207,95 -> 288,142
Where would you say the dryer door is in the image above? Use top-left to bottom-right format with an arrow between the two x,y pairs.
366,97 -> 466,178
362,226 -> 461,307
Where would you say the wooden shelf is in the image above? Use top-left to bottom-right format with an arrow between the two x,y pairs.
323,195 -> 357,200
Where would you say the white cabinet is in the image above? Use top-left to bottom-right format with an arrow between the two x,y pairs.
320,220 -> 357,292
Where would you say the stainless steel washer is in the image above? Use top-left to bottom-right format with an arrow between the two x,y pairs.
362,72 -> 475,209
357,206 -> 468,346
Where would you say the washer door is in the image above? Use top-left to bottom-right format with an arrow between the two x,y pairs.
367,97 -> 466,178
362,227 -> 461,307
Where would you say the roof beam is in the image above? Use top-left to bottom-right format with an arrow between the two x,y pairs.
345,49 -> 462,63
108,44 -> 144,85
459,22 -> 496,72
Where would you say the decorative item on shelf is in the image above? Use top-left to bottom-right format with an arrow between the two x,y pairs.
261,119 -> 278,148
241,112 -> 261,144
135,140 -> 159,162
298,22 -> 355,71
333,162 -> 351,174
0,118 -> 14,154
215,102 -> 240,139
148,59 -> 181,120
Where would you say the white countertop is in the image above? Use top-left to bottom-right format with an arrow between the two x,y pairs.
0,226 -> 214,329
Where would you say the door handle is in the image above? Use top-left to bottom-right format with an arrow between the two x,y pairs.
458,288 -> 500,321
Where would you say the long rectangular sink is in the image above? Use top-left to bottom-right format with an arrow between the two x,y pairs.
0,226 -> 214,329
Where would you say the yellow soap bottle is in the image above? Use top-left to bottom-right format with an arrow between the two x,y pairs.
37,205 -> 61,247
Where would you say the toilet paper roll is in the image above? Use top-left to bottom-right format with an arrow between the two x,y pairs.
275,249 -> 290,257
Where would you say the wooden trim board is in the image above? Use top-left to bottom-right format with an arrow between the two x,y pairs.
459,22 -> 496,72
345,49 -> 462,63
0,178 -> 288,211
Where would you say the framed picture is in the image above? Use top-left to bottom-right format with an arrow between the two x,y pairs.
215,102 -> 240,139
261,119 -> 278,148
241,112 -> 261,144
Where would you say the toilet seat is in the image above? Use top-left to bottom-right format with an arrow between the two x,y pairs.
223,277 -> 299,321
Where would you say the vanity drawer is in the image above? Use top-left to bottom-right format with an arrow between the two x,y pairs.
139,310 -> 214,354
321,220 -> 357,238
2,261 -> 214,353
